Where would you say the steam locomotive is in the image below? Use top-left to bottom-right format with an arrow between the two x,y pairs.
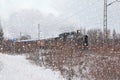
58,30 -> 88,46
44,30 -> 88,49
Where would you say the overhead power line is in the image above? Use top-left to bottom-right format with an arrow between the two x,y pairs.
46,1 -> 97,27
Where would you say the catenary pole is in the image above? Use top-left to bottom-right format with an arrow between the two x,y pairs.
38,24 -> 40,40
103,0 -> 107,46
103,0 -> 120,48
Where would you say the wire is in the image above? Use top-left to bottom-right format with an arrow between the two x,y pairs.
46,1 -> 98,27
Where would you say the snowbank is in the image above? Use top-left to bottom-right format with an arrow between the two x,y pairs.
0,53 -> 65,80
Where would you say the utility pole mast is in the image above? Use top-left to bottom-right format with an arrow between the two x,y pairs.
103,0 -> 120,46
38,24 -> 40,40
0,18 -> 1,28
103,0 -> 108,45
20,32 -> 21,41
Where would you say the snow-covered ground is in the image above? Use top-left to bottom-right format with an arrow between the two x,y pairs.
0,53 -> 65,80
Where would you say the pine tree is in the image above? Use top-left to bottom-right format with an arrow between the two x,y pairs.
0,20 -> 4,41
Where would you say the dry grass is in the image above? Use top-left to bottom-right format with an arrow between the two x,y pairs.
1,40 -> 120,80
89,54 -> 120,80
26,41 -> 120,80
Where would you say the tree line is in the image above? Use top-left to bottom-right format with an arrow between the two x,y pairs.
0,25 -> 120,53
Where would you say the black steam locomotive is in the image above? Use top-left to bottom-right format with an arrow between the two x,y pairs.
58,30 -> 88,47
43,30 -> 88,50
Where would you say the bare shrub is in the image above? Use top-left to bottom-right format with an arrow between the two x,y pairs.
90,55 -> 120,80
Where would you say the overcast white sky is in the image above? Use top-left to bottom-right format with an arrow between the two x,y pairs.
0,0 -> 120,39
